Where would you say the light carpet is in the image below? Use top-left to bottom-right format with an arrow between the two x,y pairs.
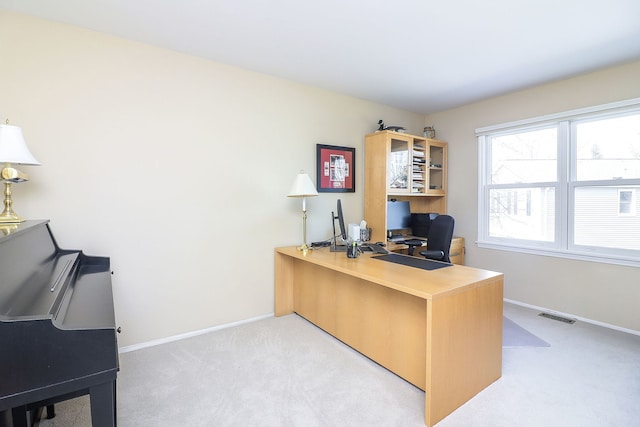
39,306 -> 640,427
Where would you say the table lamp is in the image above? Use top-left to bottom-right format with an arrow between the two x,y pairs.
288,171 -> 318,252
0,123 -> 40,223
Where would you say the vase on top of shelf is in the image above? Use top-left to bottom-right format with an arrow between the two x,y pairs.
423,126 -> 436,139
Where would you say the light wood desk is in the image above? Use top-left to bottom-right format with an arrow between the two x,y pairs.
274,246 -> 503,426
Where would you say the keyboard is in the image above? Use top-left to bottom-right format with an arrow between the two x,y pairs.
311,241 -> 331,248
361,243 -> 389,254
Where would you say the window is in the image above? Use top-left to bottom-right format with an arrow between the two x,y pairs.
486,127 -> 557,243
477,98 -> 640,266
619,189 -> 635,216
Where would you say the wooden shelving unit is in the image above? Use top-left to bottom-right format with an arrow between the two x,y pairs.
364,130 -> 455,254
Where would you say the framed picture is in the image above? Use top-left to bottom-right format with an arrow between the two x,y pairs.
316,144 -> 355,193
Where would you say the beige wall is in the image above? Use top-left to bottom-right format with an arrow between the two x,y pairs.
0,10 -> 424,346
427,60 -> 640,333
3,9 -> 638,347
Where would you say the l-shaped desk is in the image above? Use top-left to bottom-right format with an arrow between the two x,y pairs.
274,246 -> 503,426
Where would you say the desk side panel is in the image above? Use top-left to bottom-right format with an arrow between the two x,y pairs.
425,276 -> 503,426
293,260 -> 427,390
274,251 -> 295,316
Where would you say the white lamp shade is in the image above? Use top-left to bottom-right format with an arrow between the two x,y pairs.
288,172 -> 318,197
0,124 -> 40,165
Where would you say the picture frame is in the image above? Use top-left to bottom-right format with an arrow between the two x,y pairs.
316,144 -> 355,193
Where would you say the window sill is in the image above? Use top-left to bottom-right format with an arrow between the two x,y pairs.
476,241 -> 640,268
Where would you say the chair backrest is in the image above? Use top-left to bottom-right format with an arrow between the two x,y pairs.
427,215 -> 455,262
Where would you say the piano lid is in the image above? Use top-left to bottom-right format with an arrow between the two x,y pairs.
0,221 -> 78,321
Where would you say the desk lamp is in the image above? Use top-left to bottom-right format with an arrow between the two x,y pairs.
288,171 -> 318,252
0,122 -> 40,224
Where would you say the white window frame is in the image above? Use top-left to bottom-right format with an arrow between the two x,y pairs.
477,98 -> 640,267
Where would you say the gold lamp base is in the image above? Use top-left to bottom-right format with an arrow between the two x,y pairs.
0,212 -> 24,223
0,181 -> 25,224
296,243 -> 312,253
296,209 -> 313,254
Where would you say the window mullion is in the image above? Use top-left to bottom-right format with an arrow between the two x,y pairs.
478,136 -> 488,241
558,121 -> 570,250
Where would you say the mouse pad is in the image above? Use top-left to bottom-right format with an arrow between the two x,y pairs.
372,253 -> 452,271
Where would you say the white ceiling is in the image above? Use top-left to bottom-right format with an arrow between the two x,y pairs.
2,0 -> 640,114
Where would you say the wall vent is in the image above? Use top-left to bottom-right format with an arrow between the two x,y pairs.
538,312 -> 576,324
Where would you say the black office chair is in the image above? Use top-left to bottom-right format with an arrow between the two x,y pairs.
419,215 -> 455,263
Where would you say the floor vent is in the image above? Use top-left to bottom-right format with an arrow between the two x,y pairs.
538,312 -> 576,324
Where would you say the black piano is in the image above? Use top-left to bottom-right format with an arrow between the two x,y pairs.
0,220 -> 118,427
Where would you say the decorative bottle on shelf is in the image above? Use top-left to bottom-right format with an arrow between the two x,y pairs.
423,126 -> 436,139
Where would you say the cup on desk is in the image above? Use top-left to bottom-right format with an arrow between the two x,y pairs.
360,227 -> 371,242
346,241 -> 359,258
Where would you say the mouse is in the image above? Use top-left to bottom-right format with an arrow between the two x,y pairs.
375,242 -> 386,247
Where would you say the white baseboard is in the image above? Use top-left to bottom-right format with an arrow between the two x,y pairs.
120,301 -> 639,353
504,298 -> 640,337
118,313 -> 274,354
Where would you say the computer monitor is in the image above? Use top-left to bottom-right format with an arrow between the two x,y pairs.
387,200 -> 411,238
330,199 -> 348,252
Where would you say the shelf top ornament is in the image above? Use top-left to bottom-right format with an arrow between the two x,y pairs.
377,119 -> 406,133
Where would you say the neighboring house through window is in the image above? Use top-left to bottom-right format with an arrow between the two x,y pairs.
477,98 -> 640,266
